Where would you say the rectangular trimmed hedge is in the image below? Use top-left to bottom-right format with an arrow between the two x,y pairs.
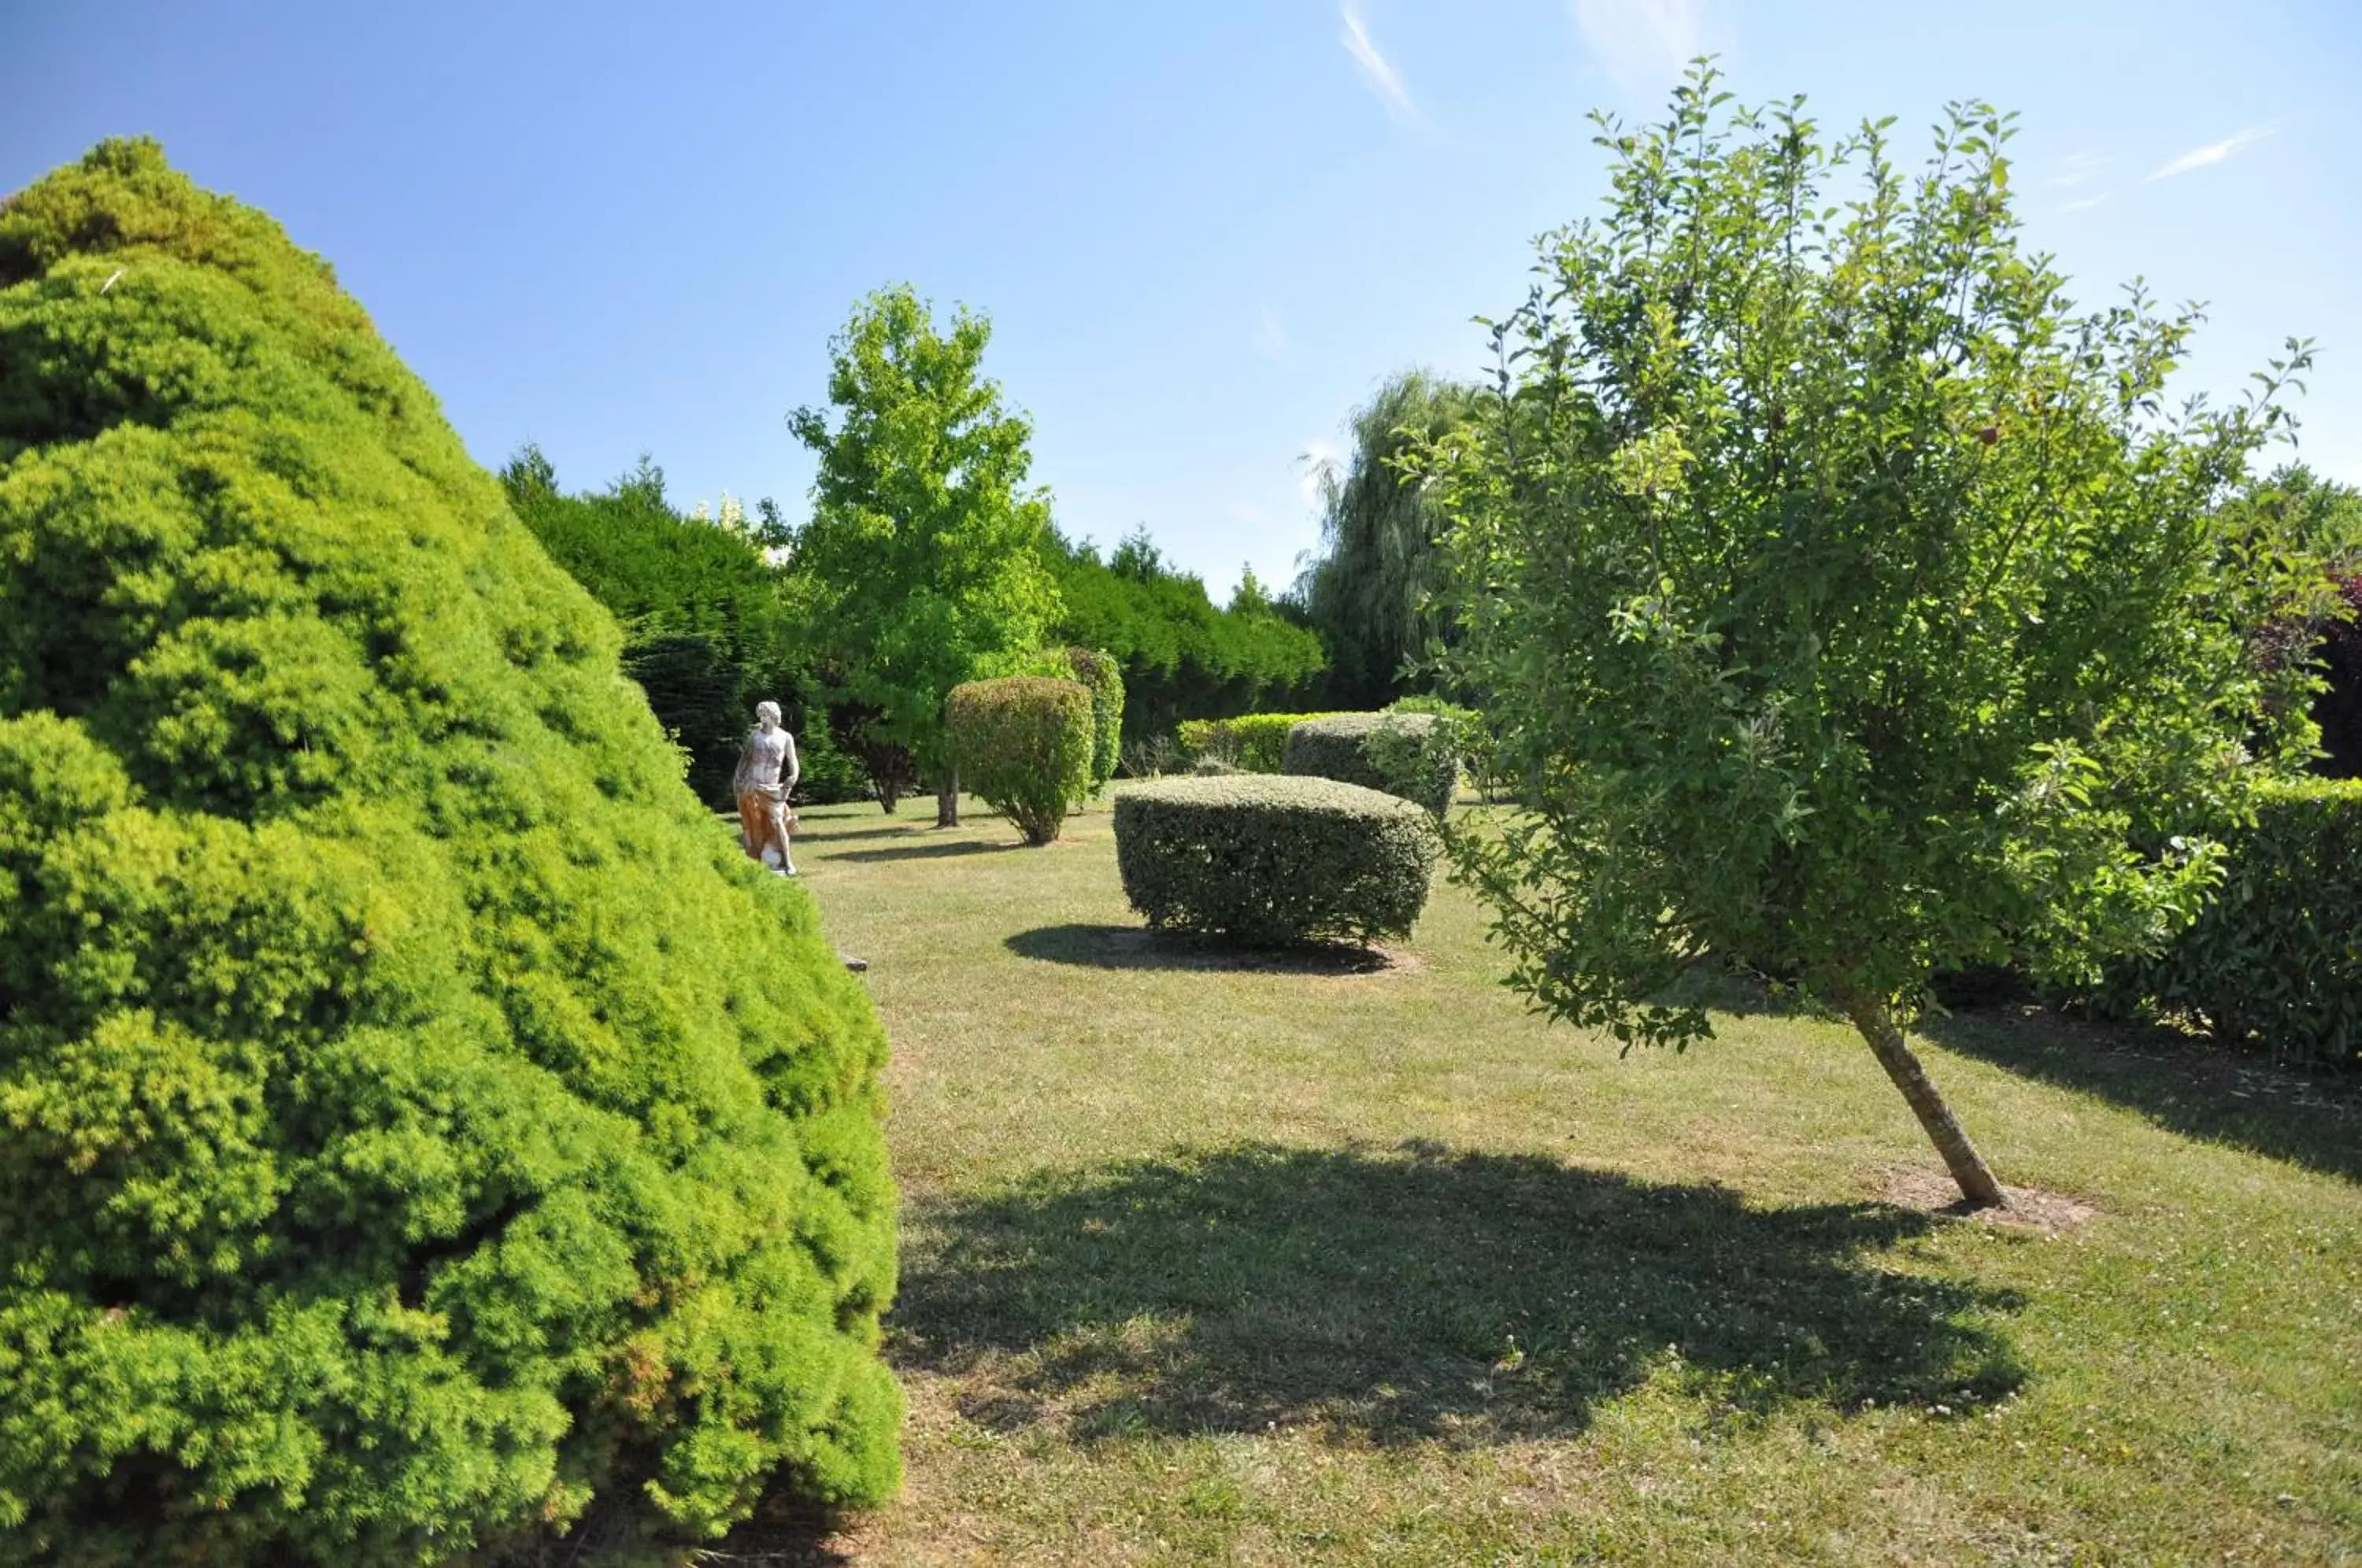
2096,778 -> 2362,1068
1176,712 -> 1349,773
1113,774 -> 1435,945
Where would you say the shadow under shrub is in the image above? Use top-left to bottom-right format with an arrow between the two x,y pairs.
946,675 -> 1093,845
894,1141 -> 2025,1443
1113,775 -> 1435,946
1283,712 -> 1457,815
0,141 -> 898,1565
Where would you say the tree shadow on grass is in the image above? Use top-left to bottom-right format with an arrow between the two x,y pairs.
1920,1005 -> 2362,1186
797,822 -> 930,844
1005,923 -> 1401,975
830,838 -> 1027,865
894,1141 -> 2024,1445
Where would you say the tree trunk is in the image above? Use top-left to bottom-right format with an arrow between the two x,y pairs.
1831,984 -> 2007,1209
935,770 -> 958,828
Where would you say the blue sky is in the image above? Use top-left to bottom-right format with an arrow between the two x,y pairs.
5,2 -> 2357,600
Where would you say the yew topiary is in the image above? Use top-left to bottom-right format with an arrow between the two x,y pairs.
945,675 -> 1093,844
1282,712 -> 1457,815
0,141 -> 899,1564
1113,775 -> 1435,945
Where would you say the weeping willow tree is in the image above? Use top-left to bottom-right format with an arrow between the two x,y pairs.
1296,370 -> 1483,708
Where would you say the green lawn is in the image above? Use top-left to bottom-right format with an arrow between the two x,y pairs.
726,790 -> 2360,1565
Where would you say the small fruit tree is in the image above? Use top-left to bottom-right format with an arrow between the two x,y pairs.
1429,72 -> 2326,1207
788,284 -> 1062,823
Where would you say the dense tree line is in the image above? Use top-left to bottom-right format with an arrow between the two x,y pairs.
500,448 -> 816,804
1046,527 -> 1324,742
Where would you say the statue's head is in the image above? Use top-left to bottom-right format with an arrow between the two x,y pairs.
755,700 -> 782,727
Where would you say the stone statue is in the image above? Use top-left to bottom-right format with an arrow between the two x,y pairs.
733,700 -> 800,875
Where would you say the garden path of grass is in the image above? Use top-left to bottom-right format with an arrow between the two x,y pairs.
720,790 -> 2360,1566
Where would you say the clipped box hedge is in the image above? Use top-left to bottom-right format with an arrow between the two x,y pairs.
946,675 -> 1094,844
1283,712 -> 1457,815
1176,711 -> 1346,773
1113,775 -> 1435,946
2097,778 -> 2362,1067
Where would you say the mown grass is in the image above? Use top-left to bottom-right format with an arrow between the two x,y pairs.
720,790 -> 2360,1566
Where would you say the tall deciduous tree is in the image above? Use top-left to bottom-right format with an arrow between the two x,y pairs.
789,284 -> 1061,820
1430,72 -> 2323,1207
1297,370 -> 1483,708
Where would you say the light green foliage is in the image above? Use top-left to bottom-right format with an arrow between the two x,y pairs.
1016,646 -> 1124,794
945,676 -> 1094,845
1067,646 -> 1126,794
1431,71 -> 2324,1052
0,142 -> 899,1562
1113,775 -> 1435,945
2088,778 -> 2362,1066
1283,712 -> 1457,816
788,285 -> 1062,808
1387,694 -> 1509,798
1294,370 -> 1483,708
1177,712 -> 1349,772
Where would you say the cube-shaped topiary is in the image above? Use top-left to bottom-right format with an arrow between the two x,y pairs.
946,675 -> 1094,844
1282,712 -> 1457,815
0,141 -> 899,1563
1113,775 -> 1435,945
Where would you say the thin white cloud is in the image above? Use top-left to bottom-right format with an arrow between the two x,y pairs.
2057,194 -> 2112,214
2048,150 -> 2108,189
2146,123 -> 2278,182
1569,0 -> 1711,102
1252,308 -> 1290,364
1340,2 -> 1421,127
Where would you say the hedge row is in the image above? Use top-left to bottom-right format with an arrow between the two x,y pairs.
1175,712 -> 1347,773
1283,712 -> 1457,815
2091,778 -> 2362,1067
946,675 -> 1094,844
1113,775 -> 1435,946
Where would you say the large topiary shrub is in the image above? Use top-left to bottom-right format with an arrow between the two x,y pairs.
1113,775 -> 1435,945
1282,712 -> 1457,815
0,141 -> 900,1564
945,675 -> 1093,844
2086,778 -> 2362,1067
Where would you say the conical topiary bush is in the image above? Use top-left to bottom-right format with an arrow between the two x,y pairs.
0,140 -> 899,1564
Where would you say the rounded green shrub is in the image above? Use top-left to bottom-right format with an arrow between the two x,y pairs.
1113,775 -> 1435,945
946,675 -> 1093,844
0,141 -> 899,1564
1282,712 -> 1457,815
